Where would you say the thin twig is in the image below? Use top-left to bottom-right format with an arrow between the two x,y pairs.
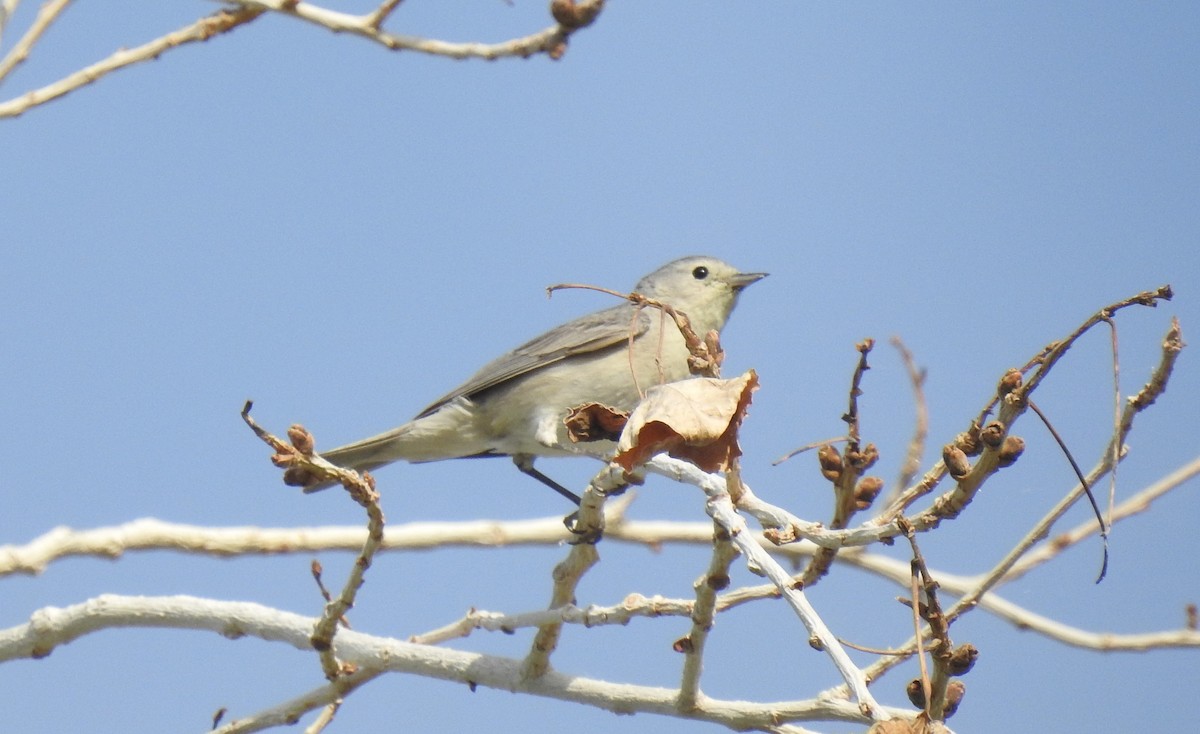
944,318 -> 1182,621
773,436 -> 849,466
705,466 -> 888,720
844,339 -> 874,446
940,321 -> 1185,618
519,462 -> 625,681
549,280 -> 724,395
1004,452 -> 1200,583
311,561 -> 352,629
889,337 -> 929,505
0,0 -> 24,47
836,316 -> 1185,698
677,524 -> 739,711
1104,316 -> 1121,526
899,521 -> 953,720
231,0 -> 577,60
906,558 -> 931,718
213,667 -> 385,734
800,340 -> 877,587
967,285 -> 1174,430
241,403 -> 386,682
363,0 -> 404,30
0,0 -> 72,83
0,8 -> 266,119
0,0 -> 608,118
1021,286 -> 1173,397
310,483 -> 385,680
1026,398 -> 1109,581
913,288 -> 1175,525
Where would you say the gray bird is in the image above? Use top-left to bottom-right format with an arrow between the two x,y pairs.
305,256 -> 766,498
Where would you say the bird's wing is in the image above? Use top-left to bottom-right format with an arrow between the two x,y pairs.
414,304 -> 650,418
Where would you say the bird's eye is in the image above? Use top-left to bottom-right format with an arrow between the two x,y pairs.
692,266 -> 709,280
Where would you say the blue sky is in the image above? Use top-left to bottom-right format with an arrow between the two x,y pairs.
2,3 -> 1198,732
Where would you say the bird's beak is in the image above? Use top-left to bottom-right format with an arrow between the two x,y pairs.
730,271 -> 768,290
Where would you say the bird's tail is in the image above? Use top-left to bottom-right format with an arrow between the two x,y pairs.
302,424 -> 414,493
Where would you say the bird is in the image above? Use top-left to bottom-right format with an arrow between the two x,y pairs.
304,256 -> 766,499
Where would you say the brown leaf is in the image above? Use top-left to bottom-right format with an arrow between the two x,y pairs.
564,402 -> 629,443
613,370 -> 758,474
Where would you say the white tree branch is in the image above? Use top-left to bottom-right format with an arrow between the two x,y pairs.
0,1 -> 606,119
5,450 -> 1194,657
0,0 -> 71,82
702,467 -> 887,720
0,7 -> 265,119
228,0 -> 572,59
0,594 -> 912,730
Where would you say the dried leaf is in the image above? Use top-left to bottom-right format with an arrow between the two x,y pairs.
614,370 -> 758,474
564,402 -> 629,443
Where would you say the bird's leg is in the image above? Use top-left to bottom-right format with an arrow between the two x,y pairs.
512,455 -> 582,506
513,456 -> 605,542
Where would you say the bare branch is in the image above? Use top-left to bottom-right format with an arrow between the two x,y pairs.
214,668 -> 385,734
0,0 -> 608,118
704,466 -> 888,720
519,461 -> 624,680
0,0 -> 72,83
229,0 -> 586,59
944,317 -> 1184,619
0,8 -> 266,119
1003,452 -> 1200,583
677,524 -> 739,711
309,461 -> 386,681
1027,397 -> 1110,580
1,594 -> 912,729
899,288 -> 1176,526
846,551 -> 1200,652
363,0 -> 405,31
1020,285 -> 1173,397
889,337 -> 929,502
800,341 -> 880,586
0,0 -> 23,43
